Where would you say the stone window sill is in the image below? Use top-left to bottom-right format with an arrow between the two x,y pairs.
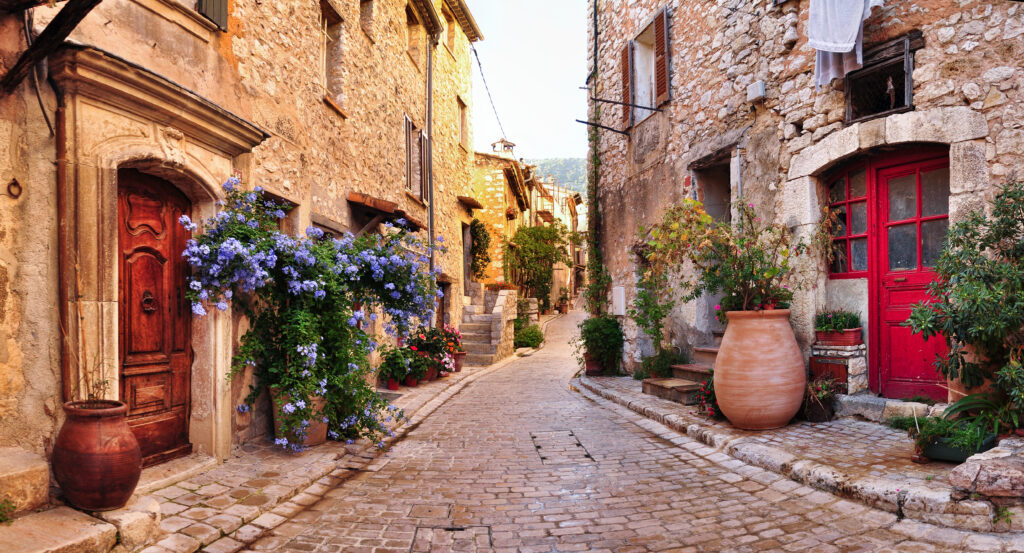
405,190 -> 428,208
322,95 -> 348,119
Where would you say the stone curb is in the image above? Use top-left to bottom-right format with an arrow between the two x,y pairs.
575,376 -> 1024,543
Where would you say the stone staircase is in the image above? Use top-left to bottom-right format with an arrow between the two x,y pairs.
641,331 -> 722,405
461,282 -> 500,366
0,447 -> 161,553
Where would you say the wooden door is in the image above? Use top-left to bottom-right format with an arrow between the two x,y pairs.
875,158 -> 950,401
118,169 -> 193,467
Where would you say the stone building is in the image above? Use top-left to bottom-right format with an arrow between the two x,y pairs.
469,145 -> 534,284
0,0 -> 481,484
588,0 -> 1023,400
532,178 -> 584,303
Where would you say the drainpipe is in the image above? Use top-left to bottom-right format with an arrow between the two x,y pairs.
427,33 -> 438,274
52,77 -> 71,403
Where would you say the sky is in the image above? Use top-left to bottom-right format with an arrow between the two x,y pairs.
465,0 -> 590,159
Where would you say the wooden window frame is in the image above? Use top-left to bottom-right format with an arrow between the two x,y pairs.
621,7 -> 670,129
845,30 -> 924,124
826,165 -> 869,279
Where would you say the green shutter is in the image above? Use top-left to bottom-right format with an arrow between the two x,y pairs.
198,0 -> 228,31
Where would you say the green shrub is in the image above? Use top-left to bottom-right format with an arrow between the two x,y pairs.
515,325 -> 544,348
576,315 -> 624,373
470,219 -> 492,280
640,349 -> 688,379
814,309 -> 861,332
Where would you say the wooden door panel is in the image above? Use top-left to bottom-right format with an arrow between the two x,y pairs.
118,169 -> 192,467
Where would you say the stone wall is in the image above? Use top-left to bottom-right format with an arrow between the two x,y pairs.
589,0 -> 1024,372
470,152 -> 528,284
0,0 -> 479,458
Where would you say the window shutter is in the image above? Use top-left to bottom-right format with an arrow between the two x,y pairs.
419,134 -> 430,200
405,118 -> 413,191
620,42 -> 633,127
654,8 -> 670,106
197,0 -> 228,30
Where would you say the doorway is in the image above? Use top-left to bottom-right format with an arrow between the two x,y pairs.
117,169 -> 194,466
826,148 -> 950,401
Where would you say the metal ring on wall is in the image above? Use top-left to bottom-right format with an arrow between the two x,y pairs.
5,179 -> 21,199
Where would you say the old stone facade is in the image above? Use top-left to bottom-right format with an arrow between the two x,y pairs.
469,149 -> 533,284
589,0 -> 1023,398
0,0 -> 481,467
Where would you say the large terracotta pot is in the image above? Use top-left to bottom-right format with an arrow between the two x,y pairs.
714,310 -> 806,430
583,353 -> 602,376
270,389 -> 328,448
52,400 -> 142,511
452,351 -> 466,372
946,344 -> 998,404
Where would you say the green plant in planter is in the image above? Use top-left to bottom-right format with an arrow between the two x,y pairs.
469,218 -> 492,280
377,346 -> 413,383
638,200 -> 806,324
576,315 -> 624,373
182,178 -> 439,451
636,349 -> 688,379
906,180 -> 1024,394
814,309 -> 861,332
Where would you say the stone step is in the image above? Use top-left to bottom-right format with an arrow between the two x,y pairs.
641,378 -> 701,405
463,342 -> 497,354
712,330 -> 724,347
460,331 -> 491,343
671,363 -> 712,383
460,322 -> 490,333
0,507 -> 117,553
0,447 -> 49,514
463,304 -> 485,315
692,346 -> 719,368
465,353 -> 494,366
467,314 -> 495,323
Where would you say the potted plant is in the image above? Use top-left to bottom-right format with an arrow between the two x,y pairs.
441,324 -> 466,372
576,315 -> 624,376
557,288 -> 571,313
911,415 -> 997,463
378,346 -> 411,390
639,200 -> 808,430
404,351 -> 429,387
814,309 -> 862,346
181,178 -> 434,451
804,376 -> 838,422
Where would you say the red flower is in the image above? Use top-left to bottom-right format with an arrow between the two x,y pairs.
410,346 -> 418,351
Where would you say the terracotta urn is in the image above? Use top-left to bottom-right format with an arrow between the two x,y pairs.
452,351 -> 466,372
270,389 -> 329,448
52,400 -> 142,511
714,310 -> 806,430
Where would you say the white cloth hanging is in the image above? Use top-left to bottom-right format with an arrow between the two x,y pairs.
809,0 -> 885,88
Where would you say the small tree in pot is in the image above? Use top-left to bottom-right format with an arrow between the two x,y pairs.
576,315 -> 624,375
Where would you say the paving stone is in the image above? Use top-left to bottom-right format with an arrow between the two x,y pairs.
180,522 -> 221,546
157,532 -> 202,553
204,536 -> 245,553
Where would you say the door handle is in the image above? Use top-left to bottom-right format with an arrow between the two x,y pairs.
141,291 -> 158,313
893,277 -> 907,283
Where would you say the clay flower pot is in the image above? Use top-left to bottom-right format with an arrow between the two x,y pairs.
583,353 -> 602,376
386,378 -> 400,391
714,310 -> 806,430
452,351 -> 466,372
424,365 -> 439,381
814,327 -> 863,346
404,375 -> 418,387
52,400 -> 142,511
270,389 -> 329,448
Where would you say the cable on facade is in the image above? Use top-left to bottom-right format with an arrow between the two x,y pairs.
471,44 -> 508,140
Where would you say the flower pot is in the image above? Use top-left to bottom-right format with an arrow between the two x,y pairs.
52,400 -> 142,511
452,351 -> 466,372
404,375 -> 419,387
714,310 -> 806,430
386,378 -> 400,391
803,399 -> 834,422
270,389 -> 329,448
583,353 -> 602,376
424,365 -> 438,381
814,327 -> 863,346
921,434 -> 997,463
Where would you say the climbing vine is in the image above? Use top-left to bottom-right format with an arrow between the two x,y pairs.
469,218 -> 491,280
584,105 -> 611,315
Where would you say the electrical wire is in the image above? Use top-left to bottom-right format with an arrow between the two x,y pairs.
23,9 -> 54,136
471,44 -> 507,140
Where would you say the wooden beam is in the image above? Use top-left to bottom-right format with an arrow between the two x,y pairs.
354,214 -> 385,239
0,0 -> 51,12
1,0 -> 103,95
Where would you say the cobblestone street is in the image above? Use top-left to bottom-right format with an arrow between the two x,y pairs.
247,313 -> 974,553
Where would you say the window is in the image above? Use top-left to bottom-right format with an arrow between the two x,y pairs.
359,0 -> 374,38
458,97 -> 468,149
319,2 -> 344,110
443,5 -> 457,54
827,166 -> 869,276
405,117 -> 427,200
406,4 -> 425,68
621,7 -> 670,127
845,31 -> 923,123
197,0 -> 228,30
695,162 -> 732,223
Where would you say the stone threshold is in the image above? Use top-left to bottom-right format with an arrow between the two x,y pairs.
117,357 -> 520,553
835,392 -> 948,423
575,375 -> 1024,540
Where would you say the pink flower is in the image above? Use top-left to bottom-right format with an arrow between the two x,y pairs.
714,305 -> 721,310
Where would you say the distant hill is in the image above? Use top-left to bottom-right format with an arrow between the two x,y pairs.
525,158 -> 586,194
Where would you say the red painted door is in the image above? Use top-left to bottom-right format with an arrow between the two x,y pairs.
118,169 -> 193,467
875,158 -> 950,401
